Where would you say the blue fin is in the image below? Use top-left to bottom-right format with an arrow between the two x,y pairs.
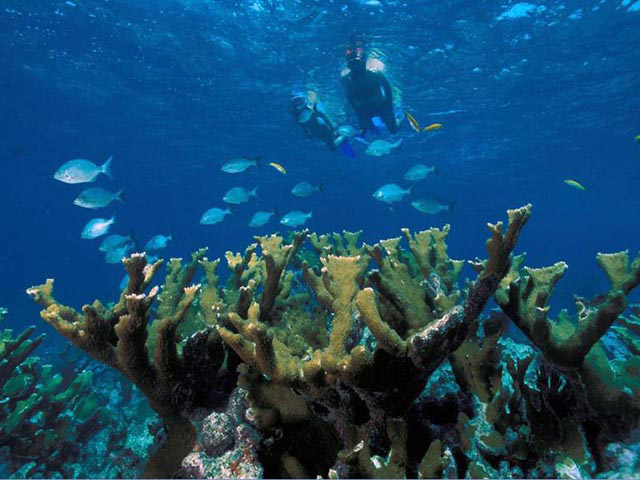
340,141 -> 356,159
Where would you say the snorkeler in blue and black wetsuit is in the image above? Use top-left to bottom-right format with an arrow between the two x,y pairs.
341,38 -> 398,135
288,93 -> 343,150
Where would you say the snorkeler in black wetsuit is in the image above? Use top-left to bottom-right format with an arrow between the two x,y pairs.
341,39 -> 398,135
288,94 -> 343,150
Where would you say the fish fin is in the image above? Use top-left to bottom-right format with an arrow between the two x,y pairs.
255,156 -> 261,168
340,141 -> 356,159
129,229 -> 140,251
116,188 -> 126,204
102,156 -> 114,179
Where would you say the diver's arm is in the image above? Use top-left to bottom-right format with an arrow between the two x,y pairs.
379,74 -> 394,105
378,74 -> 398,133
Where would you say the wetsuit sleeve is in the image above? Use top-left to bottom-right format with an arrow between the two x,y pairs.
379,74 -> 398,134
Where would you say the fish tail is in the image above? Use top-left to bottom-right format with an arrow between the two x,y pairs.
395,138 -> 404,148
308,211 -> 313,219
433,165 -> 440,175
129,229 -> 140,251
116,188 -> 126,204
252,186 -> 259,197
102,156 -> 114,179
255,156 -> 262,168
110,213 -> 116,224
407,184 -> 415,197
318,182 -> 324,192
448,202 -> 454,214
273,208 -> 281,218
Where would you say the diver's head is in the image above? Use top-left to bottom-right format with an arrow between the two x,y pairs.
346,44 -> 366,73
288,94 -> 307,116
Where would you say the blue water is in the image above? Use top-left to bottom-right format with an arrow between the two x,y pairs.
1,0 -> 639,328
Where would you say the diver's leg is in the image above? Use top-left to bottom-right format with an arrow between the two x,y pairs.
381,104 -> 398,134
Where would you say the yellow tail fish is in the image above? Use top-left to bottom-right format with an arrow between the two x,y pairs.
405,111 -> 422,133
423,123 -> 443,132
564,179 -> 586,191
269,162 -> 287,175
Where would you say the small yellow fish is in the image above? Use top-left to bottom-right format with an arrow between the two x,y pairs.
423,123 -> 443,132
405,111 -> 422,133
269,162 -> 287,175
635,134 -> 640,143
564,179 -> 586,191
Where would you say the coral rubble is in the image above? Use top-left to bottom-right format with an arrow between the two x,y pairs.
24,205 -> 640,479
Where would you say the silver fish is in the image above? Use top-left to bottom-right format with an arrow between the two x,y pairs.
81,215 -> 115,239
280,211 -> 312,228
221,156 -> 260,173
73,187 -> 124,209
144,234 -> 173,251
411,197 -> 453,215
365,139 -> 402,157
249,210 -> 276,228
337,125 -> 358,137
105,244 -> 133,264
99,234 -> 133,252
200,207 -> 231,225
54,156 -> 113,184
403,164 -> 437,182
372,184 -> 412,204
291,182 -> 323,198
223,186 -> 258,204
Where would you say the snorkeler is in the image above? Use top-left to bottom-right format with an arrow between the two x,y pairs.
288,93 -> 344,150
341,37 -> 398,135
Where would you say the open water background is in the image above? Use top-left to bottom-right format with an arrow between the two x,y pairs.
1,0 -> 639,331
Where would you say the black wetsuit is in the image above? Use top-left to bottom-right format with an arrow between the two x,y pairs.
341,69 -> 398,135
289,99 -> 339,150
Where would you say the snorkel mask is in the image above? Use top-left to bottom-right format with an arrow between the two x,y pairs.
346,42 -> 366,73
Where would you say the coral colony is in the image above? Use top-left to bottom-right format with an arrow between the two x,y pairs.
3,205 -> 639,477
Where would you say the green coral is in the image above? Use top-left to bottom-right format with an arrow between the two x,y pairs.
25,203 -> 640,478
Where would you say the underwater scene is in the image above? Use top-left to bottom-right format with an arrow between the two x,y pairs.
1,0 -> 640,478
